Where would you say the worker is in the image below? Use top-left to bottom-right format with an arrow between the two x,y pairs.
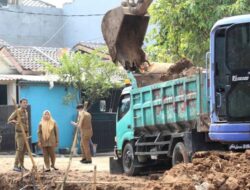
38,110 -> 59,172
8,98 -> 29,172
124,79 -> 132,87
71,103 -> 93,164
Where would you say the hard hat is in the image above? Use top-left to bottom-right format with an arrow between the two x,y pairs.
124,79 -> 131,85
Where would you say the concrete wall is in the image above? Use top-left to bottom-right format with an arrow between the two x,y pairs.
0,5 -> 64,47
0,1 -> 121,48
62,0 -> 120,47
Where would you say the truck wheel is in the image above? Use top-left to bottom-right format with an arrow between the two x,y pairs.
122,142 -> 139,176
172,142 -> 189,166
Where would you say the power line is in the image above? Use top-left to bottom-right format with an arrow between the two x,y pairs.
42,18 -> 69,47
0,8 -> 104,17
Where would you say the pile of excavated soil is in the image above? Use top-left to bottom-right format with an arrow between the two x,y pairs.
159,58 -> 205,80
145,150 -> 250,190
135,58 -> 203,87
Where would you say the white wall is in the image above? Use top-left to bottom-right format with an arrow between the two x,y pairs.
62,0 -> 120,47
0,55 -> 19,74
7,82 -> 16,105
0,1 -> 121,48
0,5 -> 64,47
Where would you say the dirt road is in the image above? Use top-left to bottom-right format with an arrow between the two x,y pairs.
0,155 -> 110,174
0,154 -> 150,190
0,151 -> 250,190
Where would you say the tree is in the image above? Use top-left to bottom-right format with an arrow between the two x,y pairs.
43,51 -> 126,106
146,0 -> 250,65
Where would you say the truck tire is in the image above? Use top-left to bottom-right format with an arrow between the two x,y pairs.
172,142 -> 189,166
122,142 -> 139,176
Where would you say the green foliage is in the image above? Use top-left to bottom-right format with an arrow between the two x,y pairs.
43,51 -> 126,105
146,0 -> 250,65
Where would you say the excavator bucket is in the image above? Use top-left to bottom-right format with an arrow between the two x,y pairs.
102,7 -> 149,71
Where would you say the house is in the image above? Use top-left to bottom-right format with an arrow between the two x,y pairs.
0,39 -> 78,153
0,39 -> 125,153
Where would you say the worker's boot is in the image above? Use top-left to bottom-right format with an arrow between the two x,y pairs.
51,165 -> 59,170
13,166 -> 21,172
20,166 -> 29,172
82,160 -> 92,164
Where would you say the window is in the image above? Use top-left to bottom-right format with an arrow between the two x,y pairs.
118,94 -> 130,120
226,23 -> 250,71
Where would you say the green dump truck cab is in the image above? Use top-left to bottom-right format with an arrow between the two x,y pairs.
115,72 -> 226,175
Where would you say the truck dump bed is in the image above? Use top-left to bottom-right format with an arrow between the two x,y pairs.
131,72 -> 209,133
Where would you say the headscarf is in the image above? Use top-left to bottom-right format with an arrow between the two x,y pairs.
40,110 -> 55,141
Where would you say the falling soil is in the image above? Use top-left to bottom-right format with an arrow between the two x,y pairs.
0,151 -> 249,190
135,58 -> 203,87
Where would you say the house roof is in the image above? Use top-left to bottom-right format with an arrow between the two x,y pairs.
0,39 -> 66,74
73,42 -> 111,60
7,46 -> 61,70
0,74 -> 58,82
22,0 -> 56,8
76,42 -> 105,50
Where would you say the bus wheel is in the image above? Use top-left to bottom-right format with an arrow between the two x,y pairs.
172,142 -> 189,166
122,142 -> 139,176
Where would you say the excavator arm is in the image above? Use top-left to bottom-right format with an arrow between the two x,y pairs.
122,0 -> 153,16
101,0 -> 153,72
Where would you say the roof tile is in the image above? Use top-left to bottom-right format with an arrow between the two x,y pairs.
0,40 -> 63,72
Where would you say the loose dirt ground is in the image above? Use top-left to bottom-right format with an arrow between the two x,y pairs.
0,150 -> 250,190
0,154 -> 149,190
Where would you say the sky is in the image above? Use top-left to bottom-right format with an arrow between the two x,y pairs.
42,0 -> 73,8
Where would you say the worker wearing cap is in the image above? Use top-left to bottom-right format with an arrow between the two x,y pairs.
8,98 -> 29,172
124,79 -> 131,87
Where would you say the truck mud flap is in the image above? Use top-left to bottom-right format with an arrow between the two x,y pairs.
109,157 -> 124,174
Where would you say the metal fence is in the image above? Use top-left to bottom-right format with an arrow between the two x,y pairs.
0,105 -> 31,152
0,105 -> 16,152
92,112 -> 116,153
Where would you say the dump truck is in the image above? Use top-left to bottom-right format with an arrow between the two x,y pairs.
102,1 -> 250,175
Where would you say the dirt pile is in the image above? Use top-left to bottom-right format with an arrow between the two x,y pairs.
159,58 -> 196,81
135,58 -> 203,87
145,151 -> 250,190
